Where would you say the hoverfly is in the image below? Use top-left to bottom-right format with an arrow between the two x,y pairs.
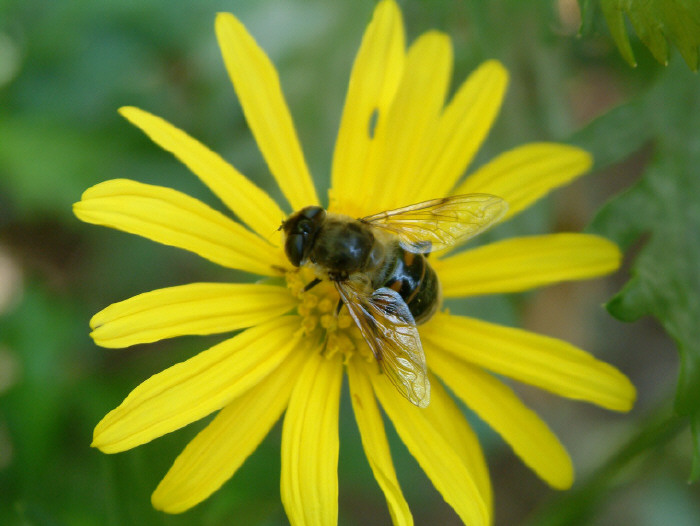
281,194 -> 508,408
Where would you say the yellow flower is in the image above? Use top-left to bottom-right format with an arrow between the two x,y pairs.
74,1 -> 635,524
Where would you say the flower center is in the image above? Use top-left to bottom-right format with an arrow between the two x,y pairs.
285,268 -> 371,361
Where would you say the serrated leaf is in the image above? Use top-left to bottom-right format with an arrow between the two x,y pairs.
580,0 -> 700,70
580,63 -> 700,479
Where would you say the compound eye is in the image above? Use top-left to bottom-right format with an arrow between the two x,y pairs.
297,218 -> 313,235
281,206 -> 325,266
299,206 -> 326,229
284,234 -> 306,266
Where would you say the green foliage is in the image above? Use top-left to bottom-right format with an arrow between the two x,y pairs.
579,60 -> 700,480
580,0 -> 700,70
525,407 -> 689,526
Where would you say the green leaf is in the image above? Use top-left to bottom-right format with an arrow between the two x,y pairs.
692,413 -> 700,482
581,62 -> 700,479
524,406 -> 688,525
580,0 -> 700,70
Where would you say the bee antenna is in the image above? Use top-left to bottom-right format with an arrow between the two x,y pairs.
268,222 -> 285,241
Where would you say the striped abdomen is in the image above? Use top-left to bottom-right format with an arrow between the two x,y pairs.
380,247 -> 440,325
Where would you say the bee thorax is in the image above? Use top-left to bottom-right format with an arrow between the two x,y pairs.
310,219 -> 377,276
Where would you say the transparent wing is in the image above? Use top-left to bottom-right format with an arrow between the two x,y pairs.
361,194 -> 508,253
336,277 -> 430,408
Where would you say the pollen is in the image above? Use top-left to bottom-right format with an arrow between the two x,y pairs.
326,331 -> 355,359
318,297 -> 334,313
320,314 -> 337,330
286,269 -> 360,358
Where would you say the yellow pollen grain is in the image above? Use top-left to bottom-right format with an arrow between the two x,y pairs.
286,274 -> 305,297
285,270 -> 362,362
338,313 -> 353,329
302,315 -> 318,334
303,293 -> 318,309
320,314 -> 337,330
318,298 -> 334,313
326,331 -> 355,358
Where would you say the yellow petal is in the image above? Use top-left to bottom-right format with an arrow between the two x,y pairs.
422,313 -> 636,412
437,233 -> 621,297
90,283 -> 297,348
329,0 -> 405,216
92,317 -> 302,453
429,346 -> 574,489
73,179 -> 282,276
363,31 -> 453,213
454,143 -> 592,220
281,351 -> 343,526
346,355 -> 412,526
152,341 -> 311,513
416,372 -> 492,513
368,360 -> 490,526
119,106 -> 286,239
414,60 -> 509,202
215,13 -> 319,211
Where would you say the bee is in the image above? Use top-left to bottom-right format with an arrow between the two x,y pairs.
281,194 -> 508,408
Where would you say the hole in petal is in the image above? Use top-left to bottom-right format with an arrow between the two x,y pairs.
368,108 -> 379,139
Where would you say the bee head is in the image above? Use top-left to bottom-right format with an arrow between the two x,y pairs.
281,206 -> 326,266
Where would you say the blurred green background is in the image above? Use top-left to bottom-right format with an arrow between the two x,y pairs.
1,1 -> 699,525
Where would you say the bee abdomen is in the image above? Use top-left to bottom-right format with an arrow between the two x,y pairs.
383,249 -> 439,325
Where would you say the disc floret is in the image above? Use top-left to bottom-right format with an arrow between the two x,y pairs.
285,269 -> 369,361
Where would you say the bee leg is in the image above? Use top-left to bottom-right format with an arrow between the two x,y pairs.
335,299 -> 344,315
304,277 -> 322,292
